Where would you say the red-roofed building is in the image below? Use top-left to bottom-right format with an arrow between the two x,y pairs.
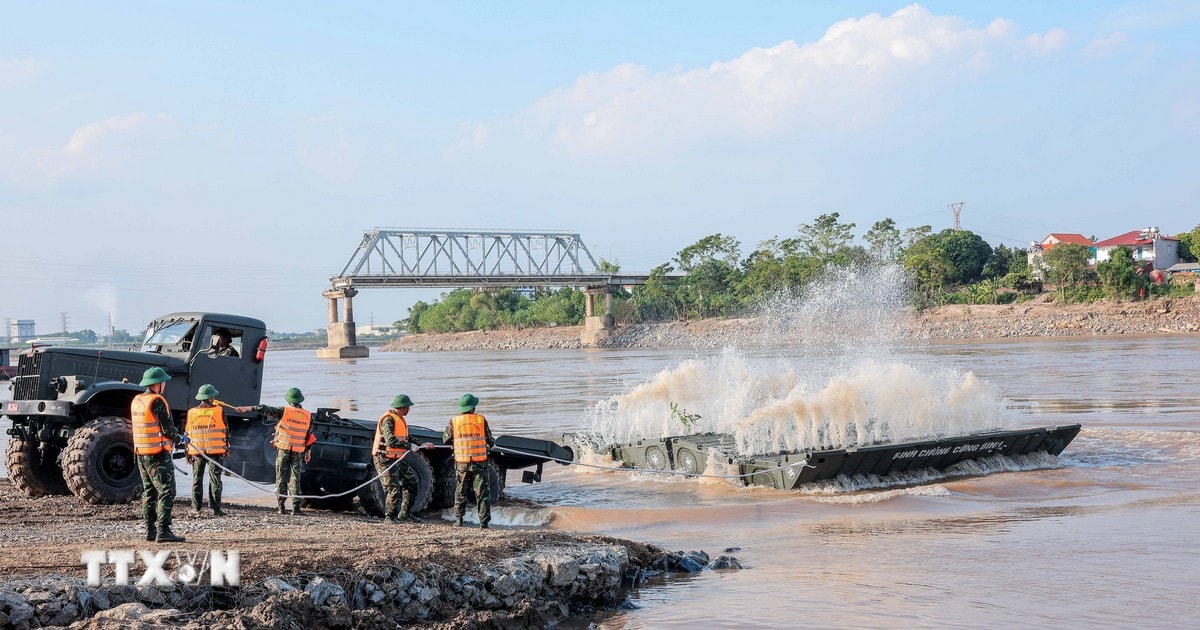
1028,233 -> 1095,279
1093,228 -> 1179,271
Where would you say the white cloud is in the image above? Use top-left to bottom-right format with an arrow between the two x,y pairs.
1083,31 -> 1131,58
0,57 -> 44,87
2,112 -> 175,186
454,4 -> 1067,158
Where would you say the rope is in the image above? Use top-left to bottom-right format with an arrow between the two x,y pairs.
185,445 -> 411,500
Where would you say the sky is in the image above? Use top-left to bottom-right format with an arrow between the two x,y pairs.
2,1 -> 1198,335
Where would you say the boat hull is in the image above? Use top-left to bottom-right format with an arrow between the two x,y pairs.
600,425 -> 1082,490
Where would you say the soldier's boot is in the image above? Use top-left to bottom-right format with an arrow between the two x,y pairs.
192,492 -> 203,514
277,500 -> 287,515
155,526 -> 185,543
399,497 -> 422,523
454,514 -> 465,527
292,503 -> 304,516
145,523 -> 157,542
385,511 -> 400,524
212,503 -> 225,517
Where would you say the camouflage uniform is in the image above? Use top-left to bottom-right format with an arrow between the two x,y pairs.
374,412 -> 419,519
256,403 -> 312,512
275,448 -> 305,505
138,396 -> 181,533
190,454 -> 224,512
443,411 -> 495,528
452,461 -> 492,527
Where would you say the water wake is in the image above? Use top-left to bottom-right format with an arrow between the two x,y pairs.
584,264 -> 1019,456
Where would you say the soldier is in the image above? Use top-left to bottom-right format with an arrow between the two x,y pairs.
237,387 -> 313,515
442,393 -> 495,529
213,328 -> 239,357
186,384 -> 228,516
372,394 -> 431,524
131,366 -> 187,543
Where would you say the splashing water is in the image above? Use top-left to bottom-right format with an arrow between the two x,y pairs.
584,264 -> 1018,456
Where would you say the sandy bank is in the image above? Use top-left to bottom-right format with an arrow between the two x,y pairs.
381,296 -> 1200,352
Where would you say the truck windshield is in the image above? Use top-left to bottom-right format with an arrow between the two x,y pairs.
141,321 -> 197,352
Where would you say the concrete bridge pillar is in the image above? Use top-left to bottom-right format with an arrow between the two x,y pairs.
318,287 -> 369,359
581,287 -> 615,347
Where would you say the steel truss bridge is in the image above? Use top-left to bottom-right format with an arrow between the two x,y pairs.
329,229 -> 647,289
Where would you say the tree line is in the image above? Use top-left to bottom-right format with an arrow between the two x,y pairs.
399,215 -> 1200,333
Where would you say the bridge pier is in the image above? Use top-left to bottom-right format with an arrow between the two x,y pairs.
581,288 -> 614,347
317,287 -> 369,359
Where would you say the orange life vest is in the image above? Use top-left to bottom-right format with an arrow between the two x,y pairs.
372,410 -> 410,459
186,405 -> 228,456
273,406 -> 312,453
450,413 -> 488,463
131,392 -> 173,456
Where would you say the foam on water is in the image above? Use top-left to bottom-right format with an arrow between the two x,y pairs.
584,265 -> 1019,457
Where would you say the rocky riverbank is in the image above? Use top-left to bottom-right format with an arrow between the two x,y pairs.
381,296 -> 1200,352
0,481 -> 741,629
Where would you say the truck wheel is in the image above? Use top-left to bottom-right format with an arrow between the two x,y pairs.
357,478 -> 386,517
674,448 -> 701,475
63,416 -> 141,504
434,459 -> 501,510
5,436 -> 70,497
356,452 -> 435,517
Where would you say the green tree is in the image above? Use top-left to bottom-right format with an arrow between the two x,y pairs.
864,218 -> 903,263
901,225 -> 933,255
598,258 -> 621,274
1096,246 -> 1144,300
982,244 -> 1014,279
792,212 -> 857,264
674,235 -> 743,319
1043,243 -> 1094,303
903,229 -> 992,296
631,263 -> 681,321
1176,224 -> 1200,262
71,329 -> 98,344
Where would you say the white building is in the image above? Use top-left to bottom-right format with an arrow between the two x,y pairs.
1093,228 -> 1179,271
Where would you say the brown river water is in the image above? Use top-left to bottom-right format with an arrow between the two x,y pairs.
4,335 -> 1199,627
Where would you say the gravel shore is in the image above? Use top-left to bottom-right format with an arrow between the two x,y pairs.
0,481 -> 739,628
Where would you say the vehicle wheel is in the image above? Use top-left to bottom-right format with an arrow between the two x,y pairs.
406,451 -> 435,513
674,448 -> 701,475
434,458 -> 501,509
357,478 -> 386,517
63,416 -> 142,504
5,435 -> 69,497
644,446 -> 668,471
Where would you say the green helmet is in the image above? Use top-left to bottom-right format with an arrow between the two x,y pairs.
139,367 -> 171,387
284,387 -> 305,404
391,394 -> 414,409
196,384 -> 219,400
457,393 -> 479,413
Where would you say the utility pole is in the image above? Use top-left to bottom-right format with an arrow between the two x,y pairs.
949,202 -> 965,231
107,311 -> 114,347
60,312 -> 68,338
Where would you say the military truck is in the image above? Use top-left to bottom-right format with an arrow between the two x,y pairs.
3,312 -> 270,503
3,311 -> 572,514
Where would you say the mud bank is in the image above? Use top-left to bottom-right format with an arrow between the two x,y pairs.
0,481 -> 739,629
382,297 -> 1200,352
